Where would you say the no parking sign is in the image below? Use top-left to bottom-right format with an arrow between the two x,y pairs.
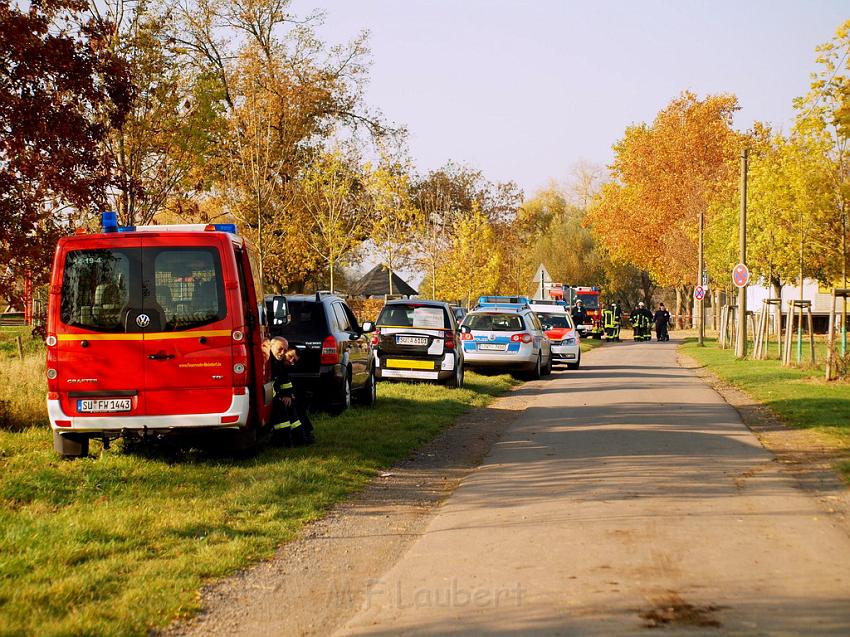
732,263 -> 750,288
694,286 -> 705,301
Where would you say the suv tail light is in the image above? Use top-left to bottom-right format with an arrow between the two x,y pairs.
511,333 -> 533,344
371,328 -> 381,346
321,335 -> 339,364
460,332 -> 474,340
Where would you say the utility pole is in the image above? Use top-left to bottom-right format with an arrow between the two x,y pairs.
697,208 -> 705,346
736,149 -> 749,359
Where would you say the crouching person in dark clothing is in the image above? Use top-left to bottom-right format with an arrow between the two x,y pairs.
269,337 -> 315,446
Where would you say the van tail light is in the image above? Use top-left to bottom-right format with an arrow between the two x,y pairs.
233,386 -> 247,396
511,333 -> 533,344
232,342 -> 249,386
444,332 -> 455,350
55,420 -> 72,428
370,328 -> 381,346
321,335 -> 339,365
460,332 -> 474,340
48,392 -> 59,401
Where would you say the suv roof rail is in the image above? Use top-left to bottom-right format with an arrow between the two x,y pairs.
315,290 -> 333,301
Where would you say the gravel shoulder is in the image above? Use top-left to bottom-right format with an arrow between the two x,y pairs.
161,380 -> 538,637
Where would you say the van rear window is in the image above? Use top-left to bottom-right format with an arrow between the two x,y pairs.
151,248 -> 225,330
61,249 -> 135,332
60,246 -> 225,332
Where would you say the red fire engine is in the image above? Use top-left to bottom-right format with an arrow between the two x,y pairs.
46,212 -> 279,457
548,285 -> 604,339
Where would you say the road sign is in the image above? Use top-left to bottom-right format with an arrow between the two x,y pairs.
694,286 -> 705,301
732,263 -> 750,288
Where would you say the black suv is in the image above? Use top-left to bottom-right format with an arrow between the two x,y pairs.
369,300 -> 464,388
267,292 -> 376,413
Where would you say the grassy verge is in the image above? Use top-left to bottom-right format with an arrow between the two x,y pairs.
680,337 -> 850,473
0,370 -> 519,637
0,330 -> 45,431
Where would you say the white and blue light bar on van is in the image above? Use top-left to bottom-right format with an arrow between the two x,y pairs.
99,212 -> 237,234
476,296 -> 531,310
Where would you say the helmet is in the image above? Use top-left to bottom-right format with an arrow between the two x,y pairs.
638,302 -> 645,308
575,299 -> 583,305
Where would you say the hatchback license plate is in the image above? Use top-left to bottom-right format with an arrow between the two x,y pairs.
477,343 -> 507,351
396,336 -> 428,346
77,398 -> 132,413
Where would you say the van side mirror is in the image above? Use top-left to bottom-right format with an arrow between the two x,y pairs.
460,325 -> 470,334
361,321 -> 375,333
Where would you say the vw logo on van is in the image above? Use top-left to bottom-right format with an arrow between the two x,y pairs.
136,314 -> 151,328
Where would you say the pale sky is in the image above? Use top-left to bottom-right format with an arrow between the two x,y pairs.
303,0 -> 848,197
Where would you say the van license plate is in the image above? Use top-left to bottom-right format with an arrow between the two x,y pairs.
77,399 -> 132,413
396,336 -> 428,346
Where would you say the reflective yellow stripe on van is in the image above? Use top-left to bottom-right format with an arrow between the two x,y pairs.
386,359 -> 435,370
56,329 -> 233,342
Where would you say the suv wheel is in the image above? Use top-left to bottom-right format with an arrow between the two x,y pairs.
567,352 -> 581,370
358,364 -> 377,406
333,368 -> 352,414
543,354 -> 553,376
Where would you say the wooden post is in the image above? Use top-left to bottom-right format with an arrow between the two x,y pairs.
826,293 -> 836,380
16,335 -> 24,360
807,306 -> 816,366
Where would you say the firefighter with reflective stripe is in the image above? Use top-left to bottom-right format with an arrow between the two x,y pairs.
602,302 -> 621,342
631,301 -> 653,342
269,337 -> 315,446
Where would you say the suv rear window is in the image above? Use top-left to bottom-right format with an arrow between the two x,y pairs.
274,301 -> 328,340
465,313 -> 524,332
378,304 -> 450,329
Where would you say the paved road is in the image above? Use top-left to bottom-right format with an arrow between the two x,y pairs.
335,339 -> 850,636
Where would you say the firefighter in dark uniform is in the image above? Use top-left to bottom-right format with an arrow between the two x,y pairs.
571,299 -> 588,336
603,302 -> 621,342
269,337 -> 315,446
631,301 -> 653,342
653,303 -> 671,341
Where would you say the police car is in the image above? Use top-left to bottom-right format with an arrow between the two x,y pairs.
528,300 -> 581,369
460,296 -> 552,378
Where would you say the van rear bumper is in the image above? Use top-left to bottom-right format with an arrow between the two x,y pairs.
47,392 -> 251,433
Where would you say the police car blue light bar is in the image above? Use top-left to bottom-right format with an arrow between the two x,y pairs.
476,295 -> 530,309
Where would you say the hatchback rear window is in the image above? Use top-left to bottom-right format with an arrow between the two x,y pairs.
378,304 -> 450,329
465,313 -> 524,332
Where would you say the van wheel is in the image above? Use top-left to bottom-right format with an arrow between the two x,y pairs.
332,369 -> 352,414
54,432 -> 89,458
231,426 -> 258,458
357,365 -> 377,406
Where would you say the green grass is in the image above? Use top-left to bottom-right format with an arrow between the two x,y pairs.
0,371 -> 518,637
680,337 -> 850,465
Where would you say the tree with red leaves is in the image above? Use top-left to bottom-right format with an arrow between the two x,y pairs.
0,0 -> 132,305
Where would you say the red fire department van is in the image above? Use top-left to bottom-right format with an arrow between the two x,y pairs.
549,285 -> 604,339
46,212 -> 277,457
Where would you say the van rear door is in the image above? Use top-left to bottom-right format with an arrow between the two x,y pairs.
138,236 -> 234,416
56,237 -> 146,417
